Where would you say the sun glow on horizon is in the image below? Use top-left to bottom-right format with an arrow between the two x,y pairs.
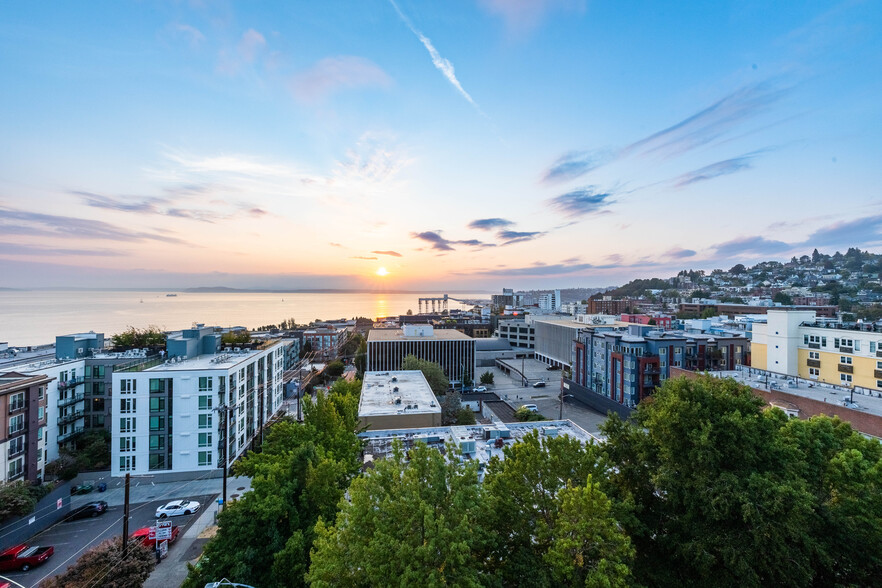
376,267 -> 389,277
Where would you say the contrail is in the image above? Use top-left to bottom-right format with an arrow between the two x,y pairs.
389,0 -> 482,112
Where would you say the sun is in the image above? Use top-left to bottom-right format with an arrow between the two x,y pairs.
376,267 -> 389,277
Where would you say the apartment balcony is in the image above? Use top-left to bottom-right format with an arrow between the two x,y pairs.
875,369 -> 882,380
807,359 -> 821,368
7,424 -> 24,437
8,468 -> 24,481
7,401 -> 25,414
58,426 -> 85,443
642,366 -> 661,375
877,350 -> 882,358
57,391 -> 85,408
58,377 -> 84,390
839,346 -> 854,354
808,342 -> 821,350
838,364 -> 854,374
57,409 -> 85,426
7,443 -> 25,459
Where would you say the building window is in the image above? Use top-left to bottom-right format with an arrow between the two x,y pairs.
198,432 -> 212,448
198,377 -> 213,392
120,436 -> 136,452
120,398 -> 136,414
38,386 -> 44,400
149,454 -> 167,471
840,356 -> 853,365
198,395 -> 212,410
872,342 -> 878,353
150,397 -> 165,412
809,367 -> 820,377
198,414 -> 212,429
38,406 -> 44,420
120,379 -> 136,394
877,380 -> 882,389
119,455 -> 136,472
809,351 -> 820,360
674,347 -> 682,356
150,416 -> 165,431
119,417 -> 136,433
198,451 -> 212,466
149,434 -> 165,450
149,379 -> 171,394
841,373 -> 853,384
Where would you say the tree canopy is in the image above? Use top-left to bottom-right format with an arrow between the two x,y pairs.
40,538 -> 155,588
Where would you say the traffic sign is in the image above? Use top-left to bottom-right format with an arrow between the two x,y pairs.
156,520 -> 173,540
158,540 -> 168,559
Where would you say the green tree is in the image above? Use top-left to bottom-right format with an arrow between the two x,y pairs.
75,430 -> 111,471
301,339 -> 313,356
700,307 -> 717,319
479,431 -> 616,587
339,332 -> 364,358
324,360 -> 345,380
221,330 -> 251,345
729,263 -> 746,275
39,538 -> 155,588
601,375 -> 816,587
182,379 -> 362,588
308,441 -> 485,587
514,406 -> 546,422
110,326 -> 166,350
773,291 -> 794,305
480,371 -> 495,385
353,340 -> 367,377
0,481 -> 37,520
457,407 -> 477,425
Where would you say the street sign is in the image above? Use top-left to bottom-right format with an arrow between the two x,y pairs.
148,528 -> 156,541
158,540 -> 168,559
156,520 -> 173,540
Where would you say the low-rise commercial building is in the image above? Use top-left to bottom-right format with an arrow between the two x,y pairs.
358,371 -> 441,430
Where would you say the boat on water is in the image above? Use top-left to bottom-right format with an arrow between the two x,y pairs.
166,294 -> 177,297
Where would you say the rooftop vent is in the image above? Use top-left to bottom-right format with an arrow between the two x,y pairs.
394,397 -> 402,405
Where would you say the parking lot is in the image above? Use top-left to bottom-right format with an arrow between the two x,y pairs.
477,361 -> 608,436
4,493 -> 216,588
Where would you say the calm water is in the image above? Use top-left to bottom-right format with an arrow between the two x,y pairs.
0,291 -> 487,347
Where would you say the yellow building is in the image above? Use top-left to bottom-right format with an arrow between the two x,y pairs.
752,310 -> 882,391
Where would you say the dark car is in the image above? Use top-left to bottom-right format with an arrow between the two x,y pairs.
63,501 -> 108,521
70,483 -> 94,495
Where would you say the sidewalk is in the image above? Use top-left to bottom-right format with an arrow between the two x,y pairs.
144,476 -> 252,588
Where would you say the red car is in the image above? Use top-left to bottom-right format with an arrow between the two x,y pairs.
0,544 -> 54,571
131,524 -> 180,550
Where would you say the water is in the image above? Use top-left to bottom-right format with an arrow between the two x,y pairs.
0,290 -> 487,347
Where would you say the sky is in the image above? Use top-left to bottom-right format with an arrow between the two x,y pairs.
0,0 -> 880,291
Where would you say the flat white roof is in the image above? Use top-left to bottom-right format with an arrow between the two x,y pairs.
143,343 -> 284,372
359,370 -> 441,417
368,329 -> 472,342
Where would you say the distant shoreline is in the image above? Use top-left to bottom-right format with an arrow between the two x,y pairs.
0,287 -> 492,295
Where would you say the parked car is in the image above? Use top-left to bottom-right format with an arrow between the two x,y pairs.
532,381 -> 546,388
63,500 -> 108,521
155,499 -> 201,518
0,544 -> 54,572
474,385 -> 487,392
70,483 -> 94,495
520,404 -> 539,412
131,524 -> 180,550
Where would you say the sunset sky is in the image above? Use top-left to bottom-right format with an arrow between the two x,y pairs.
1,1 -> 880,291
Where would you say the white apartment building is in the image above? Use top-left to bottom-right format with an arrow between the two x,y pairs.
538,290 -> 562,312
111,341 -> 286,477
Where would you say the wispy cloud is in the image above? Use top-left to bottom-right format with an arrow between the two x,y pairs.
168,23 -> 206,47
540,78 -> 791,183
0,242 -> 124,257
291,56 -> 392,103
74,191 -> 167,214
497,230 -> 544,245
468,218 -> 514,231
664,247 -> 697,259
329,242 -> 343,248
350,256 -> 378,260
478,0 -> 585,34
805,214 -> 882,247
332,134 -> 410,186
389,0 -> 481,112
711,235 -> 792,258
0,205 -> 187,244
462,261 -> 595,277
411,231 -> 493,252
672,153 -> 758,188
541,150 -> 611,184
371,250 -> 402,257
548,187 -> 615,217
217,28 -> 267,74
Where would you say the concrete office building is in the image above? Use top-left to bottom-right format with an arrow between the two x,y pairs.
367,325 -> 476,385
531,317 -> 587,368
495,319 -> 535,350
358,371 -> 442,430
111,327 -> 287,477
1,372 -> 50,483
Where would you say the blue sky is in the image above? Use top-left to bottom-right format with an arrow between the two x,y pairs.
0,0 -> 880,290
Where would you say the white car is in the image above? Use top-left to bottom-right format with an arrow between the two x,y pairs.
474,386 -> 487,392
155,500 -> 201,518
520,404 -> 539,412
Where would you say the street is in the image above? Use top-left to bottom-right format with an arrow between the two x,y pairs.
3,493 -> 216,588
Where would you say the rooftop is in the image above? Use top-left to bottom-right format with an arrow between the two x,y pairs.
360,420 -> 600,473
368,328 -> 473,342
359,370 -> 441,417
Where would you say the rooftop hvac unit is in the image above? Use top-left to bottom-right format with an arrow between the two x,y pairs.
391,376 -> 398,382
393,386 -> 399,392
544,427 -> 559,438
394,397 -> 402,405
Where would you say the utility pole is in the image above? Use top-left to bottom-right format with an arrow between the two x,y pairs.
121,473 -> 130,558
559,383 -> 563,420
214,404 -> 233,512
